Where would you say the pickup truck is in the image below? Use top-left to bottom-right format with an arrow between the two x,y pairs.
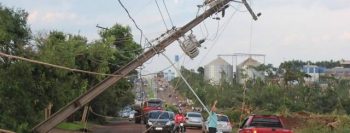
133,98 -> 164,124
238,115 -> 293,133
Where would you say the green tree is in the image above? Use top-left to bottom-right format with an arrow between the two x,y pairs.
0,4 -> 31,67
89,24 -> 141,121
0,4 -> 142,130
0,4 -> 34,132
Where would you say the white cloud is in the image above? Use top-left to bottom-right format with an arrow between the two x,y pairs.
2,0 -> 350,71
28,11 -> 39,23
42,11 -> 77,23
340,32 -> 350,41
27,10 -> 78,23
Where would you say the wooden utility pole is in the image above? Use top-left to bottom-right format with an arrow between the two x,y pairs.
33,0 -> 257,132
81,106 -> 89,122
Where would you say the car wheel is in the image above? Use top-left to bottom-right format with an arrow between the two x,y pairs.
143,119 -> 147,124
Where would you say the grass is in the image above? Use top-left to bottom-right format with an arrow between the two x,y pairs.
57,122 -> 87,131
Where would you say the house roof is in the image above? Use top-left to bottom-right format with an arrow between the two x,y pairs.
340,59 -> 350,65
303,65 -> 318,68
238,57 -> 261,67
205,57 -> 232,66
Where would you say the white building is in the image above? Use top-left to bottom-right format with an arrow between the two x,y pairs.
204,57 -> 233,84
236,57 -> 265,84
302,65 -> 320,83
340,59 -> 350,68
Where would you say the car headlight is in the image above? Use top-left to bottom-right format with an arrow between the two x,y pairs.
148,121 -> 153,125
166,121 -> 171,126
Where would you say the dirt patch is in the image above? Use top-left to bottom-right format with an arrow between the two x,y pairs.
280,112 -> 340,130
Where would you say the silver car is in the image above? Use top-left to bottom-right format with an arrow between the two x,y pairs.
185,112 -> 203,128
202,114 -> 232,133
166,111 -> 175,125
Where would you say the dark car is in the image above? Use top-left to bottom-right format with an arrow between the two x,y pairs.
146,110 -> 174,133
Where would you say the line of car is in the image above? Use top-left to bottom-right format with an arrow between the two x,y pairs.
125,109 -> 293,133
135,110 -> 233,133
124,98 -> 292,133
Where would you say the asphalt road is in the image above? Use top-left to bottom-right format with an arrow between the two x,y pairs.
91,120 -> 202,133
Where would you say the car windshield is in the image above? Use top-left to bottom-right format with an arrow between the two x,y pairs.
250,117 -> 283,128
149,111 -> 169,119
148,101 -> 162,107
188,113 -> 201,118
218,115 -> 229,122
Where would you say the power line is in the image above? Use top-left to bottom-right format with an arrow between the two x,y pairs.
117,0 -> 165,62
161,52 -> 210,114
162,0 -> 175,27
230,4 -> 248,12
196,6 -> 210,39
196,6 -> 209,39
117,0 -> 153,48
0,52 -> 122,77
197,9 -> 238,66
155,0 -> 169,30
248,0 -> 254,54
205,18 -> 221,41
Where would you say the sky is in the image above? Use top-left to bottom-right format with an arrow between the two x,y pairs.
1,0 -> 350,74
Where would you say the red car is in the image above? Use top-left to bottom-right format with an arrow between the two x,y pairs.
238,115 -> 293,133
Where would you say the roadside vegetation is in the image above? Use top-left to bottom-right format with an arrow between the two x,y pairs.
145,79 -> 156,99
172,63 -> 350,132
0,4 -> 138,132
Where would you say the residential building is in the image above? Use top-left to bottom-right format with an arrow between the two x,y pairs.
302,65 -> 324,83
204,57 -> 233,84
340,59 -> 350,68
236,57 -> 265,84
325,67 -> 350,80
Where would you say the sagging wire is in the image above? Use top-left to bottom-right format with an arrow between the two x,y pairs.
0,51 -> 122,77
197,8 -> 238,67
161,52 -> 210,114
117,0 -> 153,49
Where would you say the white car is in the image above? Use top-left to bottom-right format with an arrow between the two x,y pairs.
202,114 -> 232,133
118,106 -> 132,118
185,112 -> 203,128
128,110 -> 137,121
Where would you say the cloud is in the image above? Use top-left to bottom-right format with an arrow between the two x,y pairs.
340,32 -> 350,41
3,0 -> 350,71
28,10 -> 39,23
28,10 -> 77,23
28,9 -> 79,25
256,0 -> 350,10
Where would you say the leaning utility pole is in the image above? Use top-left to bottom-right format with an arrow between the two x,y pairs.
33,0 -> 257,132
